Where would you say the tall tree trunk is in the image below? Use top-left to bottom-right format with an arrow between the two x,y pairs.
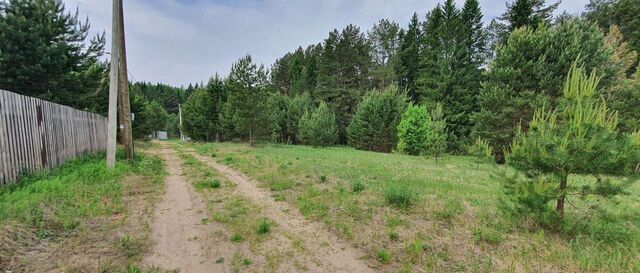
556,173 -> 568,216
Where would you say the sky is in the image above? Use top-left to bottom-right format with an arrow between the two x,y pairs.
62,0 -> 591,87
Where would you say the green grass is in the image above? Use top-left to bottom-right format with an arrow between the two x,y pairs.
0,151 -> 164,231
185,142 -> 640,272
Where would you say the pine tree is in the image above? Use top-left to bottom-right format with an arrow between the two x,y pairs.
347,86 -> 408,152
507,65 -> 640,218
0,0 -> 106,110
396,13 -> 422,102
298,102 -> 338,147
220,55 -> 278,145
473,20 -> 623,158
181,76 -> 225,142
368,19 -> 400,89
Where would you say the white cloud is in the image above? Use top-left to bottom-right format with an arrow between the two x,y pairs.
63,0 -> 589,86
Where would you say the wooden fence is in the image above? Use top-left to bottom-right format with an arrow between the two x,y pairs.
0,89 -> 108,185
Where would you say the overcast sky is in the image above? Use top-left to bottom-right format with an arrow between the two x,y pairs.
62,0 -> 590,87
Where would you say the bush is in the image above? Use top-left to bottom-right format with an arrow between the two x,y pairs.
298,102 -> 338,147
396,104 -> 432,155
347,85 -> 407,152
383,183 -> 414,209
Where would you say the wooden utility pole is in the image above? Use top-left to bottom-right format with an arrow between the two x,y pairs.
118,0 -> 134,160
106,0 -> 121,168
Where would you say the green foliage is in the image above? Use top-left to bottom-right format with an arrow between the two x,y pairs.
396,13 -> 422,102
368,19 -> 400,90
505,64 -> 639,221
230,234 -> 243,242
609,69 -> 640,133
396,104 -> 433,155
298,102 -> 338,147
350,180 -> 366,193
474,20 -> 622,156
429,103 -> 447,162
585,0 -> 640,69
418,0 -> 487,151
182,77 -> 225,141
347,86 -> 408,152
498,0 -> 560,31
0,0 -> 107,111
468,138 -> 492,167
276,93 -> 313,144
220,55 -> 279,144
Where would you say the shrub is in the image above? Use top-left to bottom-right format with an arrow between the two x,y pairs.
396,104 -> 432,155
347,86 -> 408,152
298,102 -> 338,147
383,183 -> 414,209
505,64 -> 640,223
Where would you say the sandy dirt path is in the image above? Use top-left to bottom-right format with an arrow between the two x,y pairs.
143,144 -> 235,272
185,149 -> 373,273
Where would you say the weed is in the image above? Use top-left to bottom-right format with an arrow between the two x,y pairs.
215,257 -> 225,264
383,183 -> 414,209
270,180 -> 294,191
241,258 -> 252,266
388,230 -> 400,241
194,179 -> 221,189
473,227 -> 504,245
377,249 -> 392,264
230,234 -> 243,242
319,175 -> 328,183
257,218 -> 271,234
405,240 -> 427,261
351,180 -> 366,192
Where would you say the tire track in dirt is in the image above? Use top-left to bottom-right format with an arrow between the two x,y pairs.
143,144 -> 237,272
185,148 -> 373,273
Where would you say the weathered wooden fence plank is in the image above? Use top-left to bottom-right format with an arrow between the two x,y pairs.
0,90 -> 108,185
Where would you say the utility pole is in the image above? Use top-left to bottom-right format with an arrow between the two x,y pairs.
106,0 -> 121,168
118,0 -> 134,160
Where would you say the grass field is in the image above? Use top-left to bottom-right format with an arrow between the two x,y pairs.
0,149 -> 166,272
184,141 -> 640,273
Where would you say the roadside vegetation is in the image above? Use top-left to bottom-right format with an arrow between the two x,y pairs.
185,141 -> 640,272
0,150 -> 166,272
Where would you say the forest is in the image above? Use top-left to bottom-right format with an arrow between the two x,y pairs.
1,0 -> 640,271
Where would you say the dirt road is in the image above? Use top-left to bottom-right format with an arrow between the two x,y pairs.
143,142 -> 372,272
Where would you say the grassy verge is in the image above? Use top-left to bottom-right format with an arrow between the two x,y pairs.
184,142 -> 640,273
0,149 -> 166,272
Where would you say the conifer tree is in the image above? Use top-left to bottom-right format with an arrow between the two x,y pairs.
429,103 -> 447,162
500,0 -> 560,31
347,86 -> 408,152
507,65 -> 640,218
0,0 -> 106,110
298,102 -> 338,147
220,55 -> 278,145
396,13 -> 422,102
368,19 -> 400,89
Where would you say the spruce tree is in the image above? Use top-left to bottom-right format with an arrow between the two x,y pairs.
500,0 -> 560,31
396,13 -> 422,103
